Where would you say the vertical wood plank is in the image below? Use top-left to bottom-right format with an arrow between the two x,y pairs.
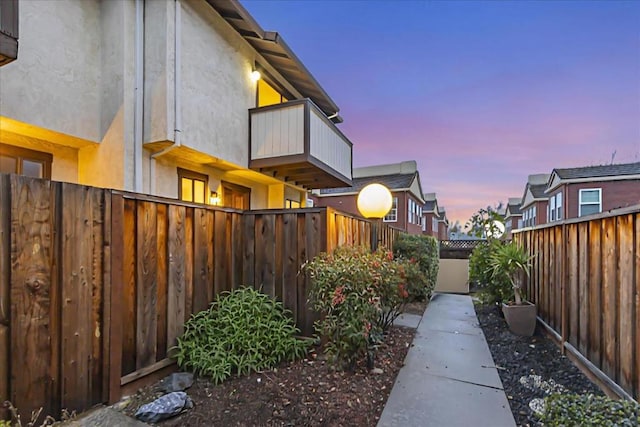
214,211 -> 227,296
282,213 -> 298,317
136,201 -> 158,370
275,214 -> 284,301
121,199 -> 137,376
184,208 -> 194,320
167,205 -> 186,350
192,208 -> 208,313
108,193 -> 124,403
156,204 -> 168,361
601,217 -> 617,381
296,214 -> 307,332
635,213 -> 640,400
243,214 -> 256,287
549,227 -> 556,330
555,226 -> 563,333
577,223 -> 589,356
0,174 -> 10,414
206,210 -> 215,298
10,176 -> 56,417
617,214 -> 634,395
568,224 -> 579,347
231,213 -> 243,289
89,188 -> 105,405
255,214 -> 275,296
588,219 -> 602,369
304,212 -> 324,335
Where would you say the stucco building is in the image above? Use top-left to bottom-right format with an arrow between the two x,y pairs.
0,0 -> 353,209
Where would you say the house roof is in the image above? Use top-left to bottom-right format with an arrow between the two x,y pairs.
319,173 -> 416,195
530,183 -> 547,199
423,200 -> 437,212
553,162 -> 640,180
505,201 -> 522,217
206,0 -> 340,119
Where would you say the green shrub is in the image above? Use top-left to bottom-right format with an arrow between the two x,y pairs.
392,233 -> 439,300
489,241 -> 532,304
469,240 -> 512,303
540,394 -> 639,426
306,246 -> 410,370
173,287 -> 311,384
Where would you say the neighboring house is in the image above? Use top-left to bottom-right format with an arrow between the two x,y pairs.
504,197 -> 523,239
545,162 -> 640,222
422,193 -> 440,238
437,207 -> 449,240
313,161 -> 426,235
0,0 -> 352,210
520,174 -> 550,227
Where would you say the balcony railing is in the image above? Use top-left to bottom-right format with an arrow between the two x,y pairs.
249,99 -> 352,189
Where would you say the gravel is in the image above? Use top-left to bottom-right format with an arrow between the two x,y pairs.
475,303 -> 603,427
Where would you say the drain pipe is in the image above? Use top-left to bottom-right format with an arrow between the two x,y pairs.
133,0 -> 144,193
150,0 -> 182,195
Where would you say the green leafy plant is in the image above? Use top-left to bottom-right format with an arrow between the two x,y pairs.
306,246 -> 411,370
306,246 -> 382,370
172,287 -> 311,384
489,241 -> 532,305
539,394 -> 639,426
469,240 -> 511,303
392,233 -> 439,300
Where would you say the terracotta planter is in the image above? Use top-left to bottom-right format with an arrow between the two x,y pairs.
501,301 -> 537,336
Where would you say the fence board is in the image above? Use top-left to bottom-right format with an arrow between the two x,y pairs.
184,208 -> 194,320
231,213 -> 243,289
214,211 -> 228,295
243,214 -> 255,287
578,222 -> 589,356
255,214 -> 275,296
296,214 -> 308,333
635,213 -> 640,399
108,194 -> 124,404
555,226 -> 563,334
567,224 -> 578,347
0,174 -> 9,414
192,208 -> 210,313
167,205 -> 186,350
275,215 -> 284,301
282,213 -> 298,316
121,199 -> 137,376
136,201 -> 158,370
588,220 -> 602,368
10,176 -> 56,417
156,204 -> 168,361
601,217 -> 618,382
617,215 -> 634,394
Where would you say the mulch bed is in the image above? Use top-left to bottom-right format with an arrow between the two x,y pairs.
121,325 -> 416,426
475,303 -> 603,427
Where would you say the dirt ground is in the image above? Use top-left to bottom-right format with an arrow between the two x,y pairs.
120,303 -> 426,426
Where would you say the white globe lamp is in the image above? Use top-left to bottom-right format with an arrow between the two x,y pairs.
357,183 -> 393,219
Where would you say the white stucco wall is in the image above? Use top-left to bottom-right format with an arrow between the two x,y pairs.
179,0 -> 257,166
0,0 -> 102,142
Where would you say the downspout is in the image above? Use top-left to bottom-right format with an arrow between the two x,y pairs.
134,0 -> 144,192
150,0 -> 182,194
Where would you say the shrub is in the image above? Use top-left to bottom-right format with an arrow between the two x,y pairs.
539,394 -> 639,426
489,241 -> 532,304
392,233 -> 439,300
306,246 -> 410,369
173,287 -> 311,384
469,240 -> 512,303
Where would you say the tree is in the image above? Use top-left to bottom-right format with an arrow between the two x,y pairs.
465,203 -> 506,239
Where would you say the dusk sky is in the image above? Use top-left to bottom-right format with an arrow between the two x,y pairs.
243,0 -> 640,226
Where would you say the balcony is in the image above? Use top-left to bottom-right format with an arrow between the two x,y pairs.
0,0 -> 18,66
249,99 -> 352,189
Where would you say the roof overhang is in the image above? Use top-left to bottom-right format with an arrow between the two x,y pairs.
546,173 -> 640,193
206,0 -> 341,120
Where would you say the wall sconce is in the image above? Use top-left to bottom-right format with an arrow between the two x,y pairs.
250,69 -> 261,82
210,191 -> 221,206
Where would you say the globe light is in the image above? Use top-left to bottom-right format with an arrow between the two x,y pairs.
250,70 -> 261,82
357,183 -> 393,219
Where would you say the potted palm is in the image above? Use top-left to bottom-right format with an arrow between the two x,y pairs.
489,241 -> 535,336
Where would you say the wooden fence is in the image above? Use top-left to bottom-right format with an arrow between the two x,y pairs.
0,174 -> 399,419
513,205 -> 639,401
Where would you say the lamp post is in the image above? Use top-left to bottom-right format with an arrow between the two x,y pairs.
357,183 -> 393,252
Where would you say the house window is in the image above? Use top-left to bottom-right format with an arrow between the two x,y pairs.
257,79 -> 288,107
549,196 -> 556,221
531,206 -> 537,226
579,189 -> 601,217
0,144 -> 52,179
384,197 -> 398,222
223,181 -> 251,210
556,192 -> 562,220
285,199 -> 301,208
178,168 -> 207,204
432,217 -> 438,233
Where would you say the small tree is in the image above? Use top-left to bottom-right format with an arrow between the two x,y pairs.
489,241 -> 532,305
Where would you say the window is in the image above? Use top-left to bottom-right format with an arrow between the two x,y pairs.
432,216 -> 438,233
556,192 -> 562,220
531,206 -> 537,226
549,196 -> 556,221
285,199 -> 301,208
579,189 -> 601,217
384,197 -> 398,222
549,193 -> 563,222
407,199 -> 422,225
223,181 -> 251,210
0,144 -> 52,179
178,168 -> 207,204
257,79 -> 288,107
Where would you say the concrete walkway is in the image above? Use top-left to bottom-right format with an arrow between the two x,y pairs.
379,293 -> 516,427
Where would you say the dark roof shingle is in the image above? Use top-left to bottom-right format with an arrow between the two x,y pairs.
555,162 -> 640,180
319,173 -> 415,195
530,183 -> 547,199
